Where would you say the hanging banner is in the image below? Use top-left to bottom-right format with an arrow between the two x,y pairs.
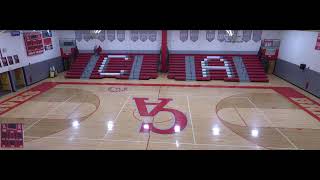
148,31 -> 157,42
131,30 -> 139,42
190,30 -> 199,42
315,33 -> 320,50
217,30 -> 226,42
206,30 -> 215,42
97,30 -> 105,42
180,30 -> 188,42
75,31 -> 83,41
242,30 -> 252,42
83,31 -> 91,42
107,30 -> 115,42
252,30 -> 262,42
117,30 -> 125,42
139,30 -> 148,42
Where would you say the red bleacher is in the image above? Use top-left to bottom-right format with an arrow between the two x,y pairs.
167,54 -> 186,80
105,56 -> 134,79
242,56 -> 269,82
65,53 -> 92,79
65,53 -> 267,82
90,55 -> 107,79
168,54 -> 268,82
139,54 -> 159,80
90,54 -> 159,80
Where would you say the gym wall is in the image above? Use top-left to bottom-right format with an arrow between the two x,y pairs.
278,31 -> 320,72
168,30 -> 281,54
56,30 -> 281,54
57,30 -> 161,54
274,30 -> 320,97
0,31 -> 63,87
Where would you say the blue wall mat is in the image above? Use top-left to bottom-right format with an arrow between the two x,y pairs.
8,71 -> 17,92
23,57 -> 63,86
274,59 -> 320,98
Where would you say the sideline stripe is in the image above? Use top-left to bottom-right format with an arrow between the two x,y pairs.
0,82 -> 57,116
0,81 -> 319,122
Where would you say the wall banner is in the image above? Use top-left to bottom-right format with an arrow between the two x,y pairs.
315,33 -> 320,50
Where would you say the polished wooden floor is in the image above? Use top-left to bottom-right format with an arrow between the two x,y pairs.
1,73 -> 320,150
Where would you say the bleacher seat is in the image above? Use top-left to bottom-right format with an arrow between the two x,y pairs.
65,53 -> 92,79
167,54 -> 268,82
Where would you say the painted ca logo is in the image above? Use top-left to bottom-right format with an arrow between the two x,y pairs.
133,98 -> 188,134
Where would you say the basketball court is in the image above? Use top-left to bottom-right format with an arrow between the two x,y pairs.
0,73 -> 319,150
0,30 -> 319,150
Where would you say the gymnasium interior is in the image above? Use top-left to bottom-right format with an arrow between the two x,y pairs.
0,30 -> 320,150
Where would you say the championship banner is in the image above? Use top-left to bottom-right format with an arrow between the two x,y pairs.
242,30 -> 252,42
190,30 -> 199,42
130,30 -> 139,42
315,33 -> 320,50
83,31 -> 91,42
180,30 -> 188,42
107,30 -> 115,42
97,30 -> 105,42
139,30 -> 148,42
217,30 -> 226,42
75,31 -> 83,41
206,30 -> 215,42
148,31 -> 157,42
252,30 -> 262,42
117,30 -> 125,42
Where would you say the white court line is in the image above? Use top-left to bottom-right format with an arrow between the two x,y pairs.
23,95 -> 76,132
107,93 -> 225,98
96,95 -> 131,149
24,135 -> 263,149
186,96 -> 196,144
246,97 -> 299,150
264,146 -> 298,150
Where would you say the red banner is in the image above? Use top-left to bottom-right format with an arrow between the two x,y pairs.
316,33 -> 320,50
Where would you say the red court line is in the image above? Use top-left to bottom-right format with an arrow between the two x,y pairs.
0,82 -> 57,116
56,81 -> 278,89
273,87 -> 320,122
57,81 -> 320,122
0,81 -> 319,122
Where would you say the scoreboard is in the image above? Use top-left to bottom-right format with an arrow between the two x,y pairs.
1,123 -> 24,148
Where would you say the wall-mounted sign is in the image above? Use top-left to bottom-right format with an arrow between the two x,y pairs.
13,55 -> 19,63
1,57 -> 8,66
42,30 -> 52,38
7,56 -> 14,65
43,37 -> 53,51
315,33 -> 320,50
23,32 -> 44,56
